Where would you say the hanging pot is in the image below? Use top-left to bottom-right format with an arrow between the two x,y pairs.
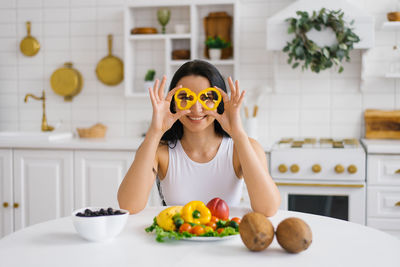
50,62 -> 83,101
96,34 -> 124,86
20,21 -> 40,57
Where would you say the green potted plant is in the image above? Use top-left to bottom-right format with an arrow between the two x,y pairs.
144,69 -> 156,90
205,36 -> 231,60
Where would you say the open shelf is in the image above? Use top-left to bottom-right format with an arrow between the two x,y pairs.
129,33 -> 191,40
124,0 -> 239,97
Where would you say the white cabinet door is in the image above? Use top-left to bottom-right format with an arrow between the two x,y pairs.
0,149 -> 13,238
74,151 -> 134,209
13,149 -> 74,231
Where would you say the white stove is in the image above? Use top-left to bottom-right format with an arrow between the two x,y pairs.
270,138 -> 366,225
271,138 -> 366,182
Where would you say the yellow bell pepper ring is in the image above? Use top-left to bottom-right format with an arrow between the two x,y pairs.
181,200 -> 212,225
174,87 -> 222,111
174,88 -> 197,110
198,88 -> 222,111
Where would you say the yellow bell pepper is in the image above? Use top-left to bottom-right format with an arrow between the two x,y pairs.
156,206 -> 183,231
181,201 -> 212,225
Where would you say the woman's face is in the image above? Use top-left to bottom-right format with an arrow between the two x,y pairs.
175,75 -> 216,133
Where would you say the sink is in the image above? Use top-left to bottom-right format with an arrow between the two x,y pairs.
0,131 -> 74,141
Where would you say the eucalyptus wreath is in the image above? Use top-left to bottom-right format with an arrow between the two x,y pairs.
282,8 -> 360,73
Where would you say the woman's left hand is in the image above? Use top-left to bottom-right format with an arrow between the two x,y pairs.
204,77 -> 247,139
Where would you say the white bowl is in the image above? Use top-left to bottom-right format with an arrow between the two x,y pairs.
174,24 -> 188,34
71,207 -> 129,242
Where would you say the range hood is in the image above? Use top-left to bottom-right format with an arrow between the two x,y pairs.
266,0 -> 375,50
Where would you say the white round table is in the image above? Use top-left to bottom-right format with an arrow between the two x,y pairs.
0,207 -> 399,267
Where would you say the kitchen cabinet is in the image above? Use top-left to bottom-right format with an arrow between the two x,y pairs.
74,150 -> 161,208
74,151 -> 133,209
1,149 -> 74,239
366,154 -> 400,238
0,149 -> 13,238
124,0 -> 239,97
381,22 -> 400,79
0,146 -> 162,239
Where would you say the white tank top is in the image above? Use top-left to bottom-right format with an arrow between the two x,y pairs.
160,137 -> 243,207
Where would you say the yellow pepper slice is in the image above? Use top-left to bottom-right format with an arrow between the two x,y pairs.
181,200 -> 212,225
174,88 -> 221,111
174,88 -> 197,110
197,88 -> 222,111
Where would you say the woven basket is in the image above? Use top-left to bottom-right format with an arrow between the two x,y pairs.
77,123 -> 107,138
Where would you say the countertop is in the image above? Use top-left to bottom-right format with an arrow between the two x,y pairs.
0,136 -> 146,151
0,206 -> 399,267
361,138 -> 400,154
0,135 -> 272,152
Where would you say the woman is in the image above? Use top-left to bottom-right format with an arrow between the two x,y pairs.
118,60 -> 280,216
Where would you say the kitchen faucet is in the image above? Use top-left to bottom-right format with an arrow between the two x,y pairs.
24,90 -> 54,132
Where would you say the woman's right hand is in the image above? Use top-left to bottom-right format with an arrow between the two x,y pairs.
148,75 -> 190,135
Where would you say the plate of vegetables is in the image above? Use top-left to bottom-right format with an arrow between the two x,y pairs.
145,198 -> 249,242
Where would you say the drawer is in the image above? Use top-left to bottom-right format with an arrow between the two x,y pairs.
368,218 -> 400,239
367,155 -> 400,185
367,186 -> 400,218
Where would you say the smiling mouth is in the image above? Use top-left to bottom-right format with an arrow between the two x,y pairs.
187,115 -> 207,121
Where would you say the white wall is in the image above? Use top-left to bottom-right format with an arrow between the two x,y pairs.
0,0 -> 399,147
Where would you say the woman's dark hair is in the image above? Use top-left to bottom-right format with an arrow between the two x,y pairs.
160,60 -> 229,147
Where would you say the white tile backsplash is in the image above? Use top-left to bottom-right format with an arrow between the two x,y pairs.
0,0 -> 398,144
43,8 -> 69,22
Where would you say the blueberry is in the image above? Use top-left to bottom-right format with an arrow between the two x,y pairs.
99,208 -> 106,215
107,207 -> 113,215
76,212 -> 84,217
84,209 -> 92,216
114,210 -> 122,215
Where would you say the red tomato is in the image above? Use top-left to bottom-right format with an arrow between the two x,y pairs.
231,217 -> 241,224
210,216 -> 219,223
206,198 -> 229,220
206,221 -> 217,230
179,223 -> 192,233
217,228 -> 224,234
192,225 -> 205,236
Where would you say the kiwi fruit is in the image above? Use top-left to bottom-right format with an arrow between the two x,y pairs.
239,212 -> 274,251
276,217 -> 312,253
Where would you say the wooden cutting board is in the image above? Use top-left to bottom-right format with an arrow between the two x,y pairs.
365,109 -> 400,139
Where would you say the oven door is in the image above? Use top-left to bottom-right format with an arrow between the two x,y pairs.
276,181 -> 366,225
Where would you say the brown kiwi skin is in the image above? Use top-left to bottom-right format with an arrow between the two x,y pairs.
276,217 -> 312,253
239,212 -> 275,252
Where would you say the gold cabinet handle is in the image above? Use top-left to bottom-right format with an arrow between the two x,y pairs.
312,164 -> 321,173
290,164 -> 300,173
278,164 -> 288,173
3,202 -> 9,208
395,169 -> 400,174
335,164 -> 344,174
348,164 -> 357,174
395,201 -> 400,207
13,203 -> 19,209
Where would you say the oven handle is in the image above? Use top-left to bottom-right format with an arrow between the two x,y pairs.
276,182 -> 364,188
